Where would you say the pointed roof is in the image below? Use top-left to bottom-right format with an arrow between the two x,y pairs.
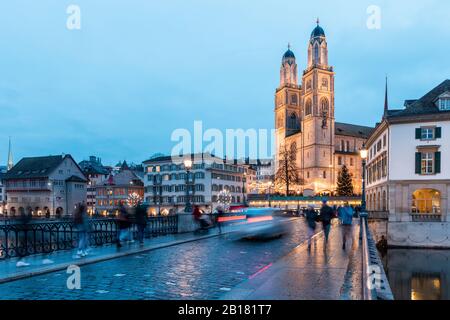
121,160 -> 130,170
386,79 -> 450,118
7,137 -> 13,171
383,76 -> 389,117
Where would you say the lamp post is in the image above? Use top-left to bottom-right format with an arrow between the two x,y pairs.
359,146 -> 368,213
268,181 -> 273,208
47,181 -> 55,217
242,172 -> 247,206
184,159 -> 193,213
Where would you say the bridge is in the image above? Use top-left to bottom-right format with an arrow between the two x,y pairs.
0,214 -> 393,300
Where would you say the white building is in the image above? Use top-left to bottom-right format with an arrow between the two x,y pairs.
79,156 -> 110,214
2,155 -> 87,218
366,79 -> 450,248
143,153 -> 251,215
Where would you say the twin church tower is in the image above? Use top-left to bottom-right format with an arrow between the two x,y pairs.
274,21 -> 373,195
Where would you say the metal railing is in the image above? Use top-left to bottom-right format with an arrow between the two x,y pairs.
411,213 -> 442,222
0,215 -> 178,259
360,212 -> 394,300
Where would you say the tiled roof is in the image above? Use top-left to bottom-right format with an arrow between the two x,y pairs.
387,80 -> 450,118
66,175 -> 87,183
2,155 -> 65,180
335,122 -> 374,139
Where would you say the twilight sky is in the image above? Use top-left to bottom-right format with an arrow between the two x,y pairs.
1,0 -> 449,166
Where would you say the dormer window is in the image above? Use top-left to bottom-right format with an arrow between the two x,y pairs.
439,98 -> 450,111
436,92 -> 450,111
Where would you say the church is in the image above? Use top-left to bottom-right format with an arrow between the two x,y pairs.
274,21 -> 374,195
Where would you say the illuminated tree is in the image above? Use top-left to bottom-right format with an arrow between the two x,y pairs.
337,165 -> 354,196
275,144 -> 302,196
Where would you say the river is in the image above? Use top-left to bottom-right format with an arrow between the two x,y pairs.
369,219 -> 450,300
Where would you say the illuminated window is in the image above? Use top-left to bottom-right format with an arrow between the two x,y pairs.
411,189 -> 441,214
421,152 -> 434,174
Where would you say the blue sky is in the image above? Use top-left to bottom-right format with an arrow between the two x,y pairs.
1,0 -> 449,166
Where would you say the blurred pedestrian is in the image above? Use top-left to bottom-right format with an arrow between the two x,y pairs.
134,201 -> 147,244
320,199 -> 334,243
338,201 -> 354,250
215,206 -> 225,234
117,201 -> 132,247
74,202 -> 89,257
16,208 -> 32,267
193,205 -> 209,229
305,204 -> 318,250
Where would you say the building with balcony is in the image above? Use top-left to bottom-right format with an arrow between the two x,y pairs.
366,79 -> 450,248
1,155 -> 87,217
143,153 -> 252,215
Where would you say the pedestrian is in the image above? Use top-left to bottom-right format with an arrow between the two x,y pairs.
117,201 -> 132,247
193,205 -> 209,229
320,199 -> 334,243
134,201 -> 147,244
74,202 -> 90,257
215,206 -> 225,234
16,208 -> 32,267
305,204 -> 318,250
338,201 -> 354,250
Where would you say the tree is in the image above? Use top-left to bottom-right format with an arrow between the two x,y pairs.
337,165 -> 354,196
275,144 -> 302,196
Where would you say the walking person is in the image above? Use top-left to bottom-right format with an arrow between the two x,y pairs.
305,204 -> 318,250
117,201 -> 131,247
134,201 -> 147,244
15,208 -> 32,267
320,199 -> 334,244
215,206 -> 225,234
338,201 -> 354,250
74,202 -> 89,257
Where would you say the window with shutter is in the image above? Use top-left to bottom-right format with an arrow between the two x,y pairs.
435,152 -> 441,174
435,127 -> 442,139
415,128 -> 421,139
415,152 -> 422,174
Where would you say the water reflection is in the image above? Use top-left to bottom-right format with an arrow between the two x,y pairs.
384,249 -> 450,300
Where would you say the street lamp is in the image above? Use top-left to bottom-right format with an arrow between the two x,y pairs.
268,181 -> 273,208
359,146 -> 368,213
242,172 -> 247,206
47,181 -> 55,217
184,159 -> 193,213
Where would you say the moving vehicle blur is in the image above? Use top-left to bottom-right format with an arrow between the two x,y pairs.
232,207 -> 292,240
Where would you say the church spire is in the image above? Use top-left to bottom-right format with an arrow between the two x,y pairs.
383,76 -> 389,117
7,136 -> 13,171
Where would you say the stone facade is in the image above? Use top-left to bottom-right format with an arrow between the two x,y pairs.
366,79 -> 450,247
275,22 -> 373,195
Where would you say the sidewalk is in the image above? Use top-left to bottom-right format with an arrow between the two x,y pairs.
0,226 -> 232,284
220,222 -> 362,300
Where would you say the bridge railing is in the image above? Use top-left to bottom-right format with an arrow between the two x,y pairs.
360,212 -> 394,300
0,215 -> 178,259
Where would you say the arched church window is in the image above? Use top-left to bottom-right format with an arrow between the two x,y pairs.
314,44 -> 320,64
288,112 -> 298,130
321,98 -> 329,115
305,99 -> 312,116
